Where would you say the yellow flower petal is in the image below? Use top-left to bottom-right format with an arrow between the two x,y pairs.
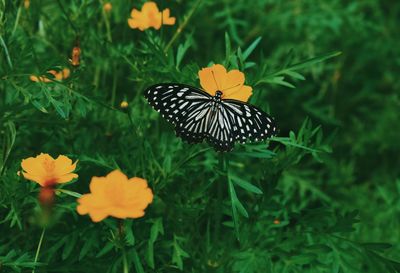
20,153 -> 78,186
21,153 -> 53,176
199,64 -> 227,96
226,85 -> 253,102
220,70 -> 245,97
20,172 -> 47,186
198,64 -> 252,102
142,2 -> 159,13
76,170 -> 153,222
128,2 -> 175,31
54,155 -> 77,175
161,9 -> 176,25
88,210 -> 109,222
57,173 -> 78,183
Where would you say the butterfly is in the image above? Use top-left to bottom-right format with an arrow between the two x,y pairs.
144,83 -> 278,152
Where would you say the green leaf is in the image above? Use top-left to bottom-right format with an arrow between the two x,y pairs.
176,35 -> 193,69
132,249 -> 145,273
289,253 -> 317,264
96,242 -> 114,258
286,51 -> 342,71
362,243 -> 393,251
62,233 -> 78,260
242,37 -> 262,61
230,175 -> 263,194
228,175 -> 248,241
172,235 -> 190,270
146,218 -> 164,269
257,76 -> 295,88
79,232 -> 97,260
125,221 -> 135,246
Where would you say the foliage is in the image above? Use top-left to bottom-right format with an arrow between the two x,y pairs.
1,0 -> 399,272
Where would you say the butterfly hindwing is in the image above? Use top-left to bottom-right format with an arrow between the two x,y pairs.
222,99 -> 278,143
205,105 -> 236,151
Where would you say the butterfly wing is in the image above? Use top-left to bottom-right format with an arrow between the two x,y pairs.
144,83 -> 278,152
204,105 -> 236,151
221,99 -> 278,144
144,83 -> 212,143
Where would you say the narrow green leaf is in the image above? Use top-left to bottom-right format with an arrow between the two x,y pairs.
230,175 -> 263,194
96,242 -> 114,258
287,51 -> 342,71
132,249 -> 145,273
242,37 -> 262,61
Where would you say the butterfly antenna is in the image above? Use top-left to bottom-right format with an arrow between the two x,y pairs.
222,83 -> 241,91
211,71 -> 220,90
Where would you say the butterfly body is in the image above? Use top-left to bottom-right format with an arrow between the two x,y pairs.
144,83 -> 277,152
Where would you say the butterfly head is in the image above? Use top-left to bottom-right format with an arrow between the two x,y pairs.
214,90 -> 223,101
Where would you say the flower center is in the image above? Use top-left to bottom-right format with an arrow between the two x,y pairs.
42,158 -> 55,173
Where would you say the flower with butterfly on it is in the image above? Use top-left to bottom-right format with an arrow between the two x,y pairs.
128,1 -> 176,31
144,64 -> 278,152
198,64 -> 253,102
76,170 -> 153,222
30,68 -> 70,83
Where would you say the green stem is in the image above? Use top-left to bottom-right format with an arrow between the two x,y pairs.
0,35 -> 13,69
11,0 -> 23,36
99,0 -> 112,42
32,228 -> 46,273
110,65 -> 117,107
119,220 -> 129,273
164,0 -> 203,53
122,247 -> 129,273
214,153 -> 226,241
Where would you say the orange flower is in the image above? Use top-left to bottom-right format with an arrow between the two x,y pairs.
76,170 -> 153,222
19,153 -> 78,187
30,68 -> 70,82
198,64 -> 253,102
120,100 -> 129,109
70,46 -> 81,66
103,2 -> 112,12
128,1 -> 175,31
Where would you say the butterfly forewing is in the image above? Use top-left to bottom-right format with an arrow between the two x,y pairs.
144,83 -> 278,152
144,83 -> 211,125
144,84 -> 212,143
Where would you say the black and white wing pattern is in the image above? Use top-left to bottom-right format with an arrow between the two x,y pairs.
144,83 -> 278,152
221,100 -> 278,143
144,83 -> 212,143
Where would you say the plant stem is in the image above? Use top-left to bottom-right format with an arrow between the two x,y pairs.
164,0 -> 203,53
0,35 -> 13,69
99,0 -> 112,43
32,228 -> 46,273
118,220 -> 129,273
11,0 -> 22,36
214,153 -> 227,241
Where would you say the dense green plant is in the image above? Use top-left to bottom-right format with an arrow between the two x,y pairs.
1,0 -> 399,272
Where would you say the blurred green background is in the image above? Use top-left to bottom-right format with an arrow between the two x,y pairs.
1,0 -> 400,272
